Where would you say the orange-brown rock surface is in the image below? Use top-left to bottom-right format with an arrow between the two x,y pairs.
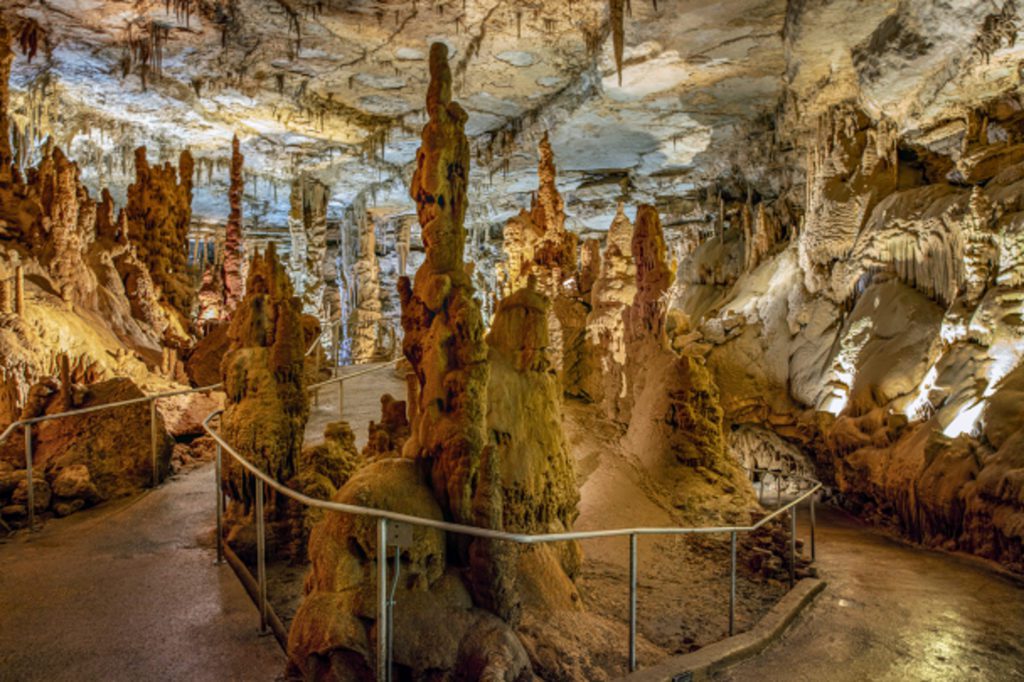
124,146 -> 195,326
219,245 -> 309,558
222,134 -> 245,313
581,203 -> 636,414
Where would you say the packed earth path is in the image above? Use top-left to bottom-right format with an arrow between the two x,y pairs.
0,463 -> 284,682
714,505 -> 1024,682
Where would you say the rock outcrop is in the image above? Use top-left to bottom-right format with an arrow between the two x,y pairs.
0,376 -> 174,525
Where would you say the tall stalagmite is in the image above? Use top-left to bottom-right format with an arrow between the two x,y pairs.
400,42 -> 487,528
582,202 -> 636,416
220,245 -> 308,518
351,214 -> 381,362
222,134 -> 244,312
623,205 -> 734,471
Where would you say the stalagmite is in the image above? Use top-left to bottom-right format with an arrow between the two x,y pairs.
401,43 -> 487,529
222,135 -> 245,312
351,214 -> 381,362
581,203 -> 636,416
0,275 -> 10,314
219,245 -> 310,559
124,146 -> 195,325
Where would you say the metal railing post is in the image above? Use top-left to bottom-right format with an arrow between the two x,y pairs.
628,532 -> 638,672
377,518 -> 389,682
25,423 -> 35,532
810,495 -> 817,561
255,479 -> 268,634
150,398 -> 159,487
215,442 -> 224,565
789,507 -> 797,588
729,531 -> 737,636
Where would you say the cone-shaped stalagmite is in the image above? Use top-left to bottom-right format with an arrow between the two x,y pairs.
223,135 -> 245,312
220,245 -> 308,510
401,42 -> 487,527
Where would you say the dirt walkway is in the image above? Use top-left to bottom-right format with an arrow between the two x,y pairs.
0,464 -> 284,682
715,506 -> 1024,681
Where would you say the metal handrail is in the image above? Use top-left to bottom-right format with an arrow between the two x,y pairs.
202,405 -> 822,681
306,359 -> 401,418
0,381 -> 223,531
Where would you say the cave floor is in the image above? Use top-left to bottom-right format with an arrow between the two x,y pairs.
0,464 -> 284,682
714,505 -> 1024,681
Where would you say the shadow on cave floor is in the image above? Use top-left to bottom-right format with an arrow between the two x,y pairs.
0,463 -> 284,681
714,505 -> 1024,681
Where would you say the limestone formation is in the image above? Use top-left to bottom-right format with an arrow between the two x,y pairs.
400,42 -> 487,529
288,173 -> 330,318
222,135 -> 245,313
351,213 -> 381,362
219,245 -> 308,557
0,377 -> 174,525
581,203 -> 636,414
485,277 -> 581,556
124,146 -> 195,325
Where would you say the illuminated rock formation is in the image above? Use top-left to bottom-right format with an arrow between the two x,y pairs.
581,203 -> 636,414
351,214 -> 381,362
222,135 -> 245,313
623,205 -> 737,473
219,245 -> 308,556
0,376 -> 174,524
485,276 -> 582,565
400,42 -> 486,528
289,174 -> 330,318
124,146 -> 195,328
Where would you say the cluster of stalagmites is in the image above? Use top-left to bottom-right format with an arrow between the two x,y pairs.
669,93 -> 1024,571
290,44 -> 582,681
0,18 -> 216,527
286,43 -> 760,681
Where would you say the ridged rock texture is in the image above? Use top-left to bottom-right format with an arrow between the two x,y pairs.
222,134 -> 245,314
580,202 -> 636,416
124,146 -> 195,329
219,244 -> 309,561
499,132 -> 584,393
351,213 -> 381,362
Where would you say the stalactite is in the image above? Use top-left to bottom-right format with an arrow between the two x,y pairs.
609,0 -> 626,86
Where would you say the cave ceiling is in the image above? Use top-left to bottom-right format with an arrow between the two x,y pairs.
4,0 -> 1024,240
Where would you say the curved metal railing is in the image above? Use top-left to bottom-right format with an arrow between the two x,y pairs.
0,382 -> 223,531
202,376 -> 822,681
